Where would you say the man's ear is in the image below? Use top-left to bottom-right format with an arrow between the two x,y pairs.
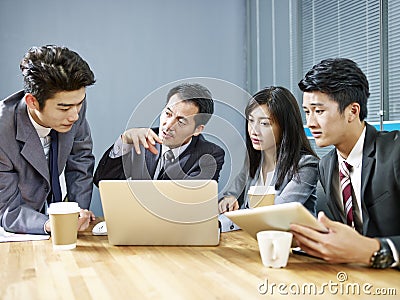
25,93 -> 40,110
348,102 -> 361,122
193,124 -> 205,136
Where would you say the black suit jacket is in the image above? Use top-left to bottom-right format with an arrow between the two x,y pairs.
94,129 -> 225,186
319,123 -> 400,252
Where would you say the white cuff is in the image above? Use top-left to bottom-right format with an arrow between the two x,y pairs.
44,220 -> 50,234
386,238 -> 400,267
218,214 -> 240,232
109,136 -> 134,158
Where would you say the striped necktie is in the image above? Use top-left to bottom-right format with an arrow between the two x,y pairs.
339,161 -> 353,226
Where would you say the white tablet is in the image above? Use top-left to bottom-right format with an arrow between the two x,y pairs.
224,202 -> 328,239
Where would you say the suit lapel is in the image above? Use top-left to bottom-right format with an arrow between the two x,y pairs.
15,100 -> 50,182
180,135 -> 199,173
360,123 -> 377,233
145,143 -> 161,178
323,150 -> 347,223
361,124 -> 376,199
57,129 -> 75,173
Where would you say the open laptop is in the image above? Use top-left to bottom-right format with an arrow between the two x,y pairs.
98,180 -> 220,246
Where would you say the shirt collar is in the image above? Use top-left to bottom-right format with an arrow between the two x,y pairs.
337,126 -> 366,168
26,104 -> 51,138
161,138 -> 192,159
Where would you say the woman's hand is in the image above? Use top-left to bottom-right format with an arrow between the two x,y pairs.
218,196 -> 239,214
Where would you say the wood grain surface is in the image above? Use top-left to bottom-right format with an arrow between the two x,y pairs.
1,220 -> 399,299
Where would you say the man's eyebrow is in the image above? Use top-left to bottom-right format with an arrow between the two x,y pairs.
305,102 -> 326,107
57,95 -> 86,107
166,107 -> 189,120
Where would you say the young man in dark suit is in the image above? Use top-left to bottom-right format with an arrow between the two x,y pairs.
0,45 -> 96,234
94,83 -> 225,185
291,58 -> 399,269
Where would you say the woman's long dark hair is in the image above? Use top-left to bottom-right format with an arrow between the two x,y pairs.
245,86 -> 317,189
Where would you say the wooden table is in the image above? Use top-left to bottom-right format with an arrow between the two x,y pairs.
1,220 -> 399,300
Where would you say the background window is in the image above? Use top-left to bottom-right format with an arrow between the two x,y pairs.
298,0 -> 399,156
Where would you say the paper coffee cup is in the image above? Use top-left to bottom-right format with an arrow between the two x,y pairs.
48,202 -> 80,250
248,186 -> 275,208
257,230 -> 293,268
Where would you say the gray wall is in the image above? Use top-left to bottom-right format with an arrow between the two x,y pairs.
0,0 -> 294,216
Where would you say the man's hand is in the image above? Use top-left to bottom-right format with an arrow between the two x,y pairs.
290,211 -> 380,265
45,220 -> 51,233
45,209 -> 96,233
121,128 -> 162,155
218,196 -> 239,214
77,209 -> 96,231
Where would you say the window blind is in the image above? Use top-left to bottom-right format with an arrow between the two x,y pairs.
301,0 -> 381,122
388,0 -> 400,120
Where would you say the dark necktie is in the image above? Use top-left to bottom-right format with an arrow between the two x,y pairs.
48,129 -> 62,203
339,161 -> 356,227
157,150 -> 175,179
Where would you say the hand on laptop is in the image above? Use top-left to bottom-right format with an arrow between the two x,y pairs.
121,128 -> 162,155
218,196 -> 239,213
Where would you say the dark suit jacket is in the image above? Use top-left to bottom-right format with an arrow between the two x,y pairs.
0,91 -> 95,234
94,128 -> 225,185
319,123 -> 400,252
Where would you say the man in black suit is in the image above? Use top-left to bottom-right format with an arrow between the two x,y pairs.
94,83 -> 225,185
291,58 -> 399,269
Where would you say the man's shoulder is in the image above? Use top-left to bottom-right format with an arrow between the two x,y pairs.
0,91 -> 24,128
194,134 -> 224,154
0,91 -> 24,115
376,129 -> 400,143
375,129 -> 400,161
366,122 -> 399,145
364,122 -> 399,152
1,90 -> 24,105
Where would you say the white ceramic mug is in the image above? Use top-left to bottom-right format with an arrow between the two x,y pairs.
256,230 -> 293,268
